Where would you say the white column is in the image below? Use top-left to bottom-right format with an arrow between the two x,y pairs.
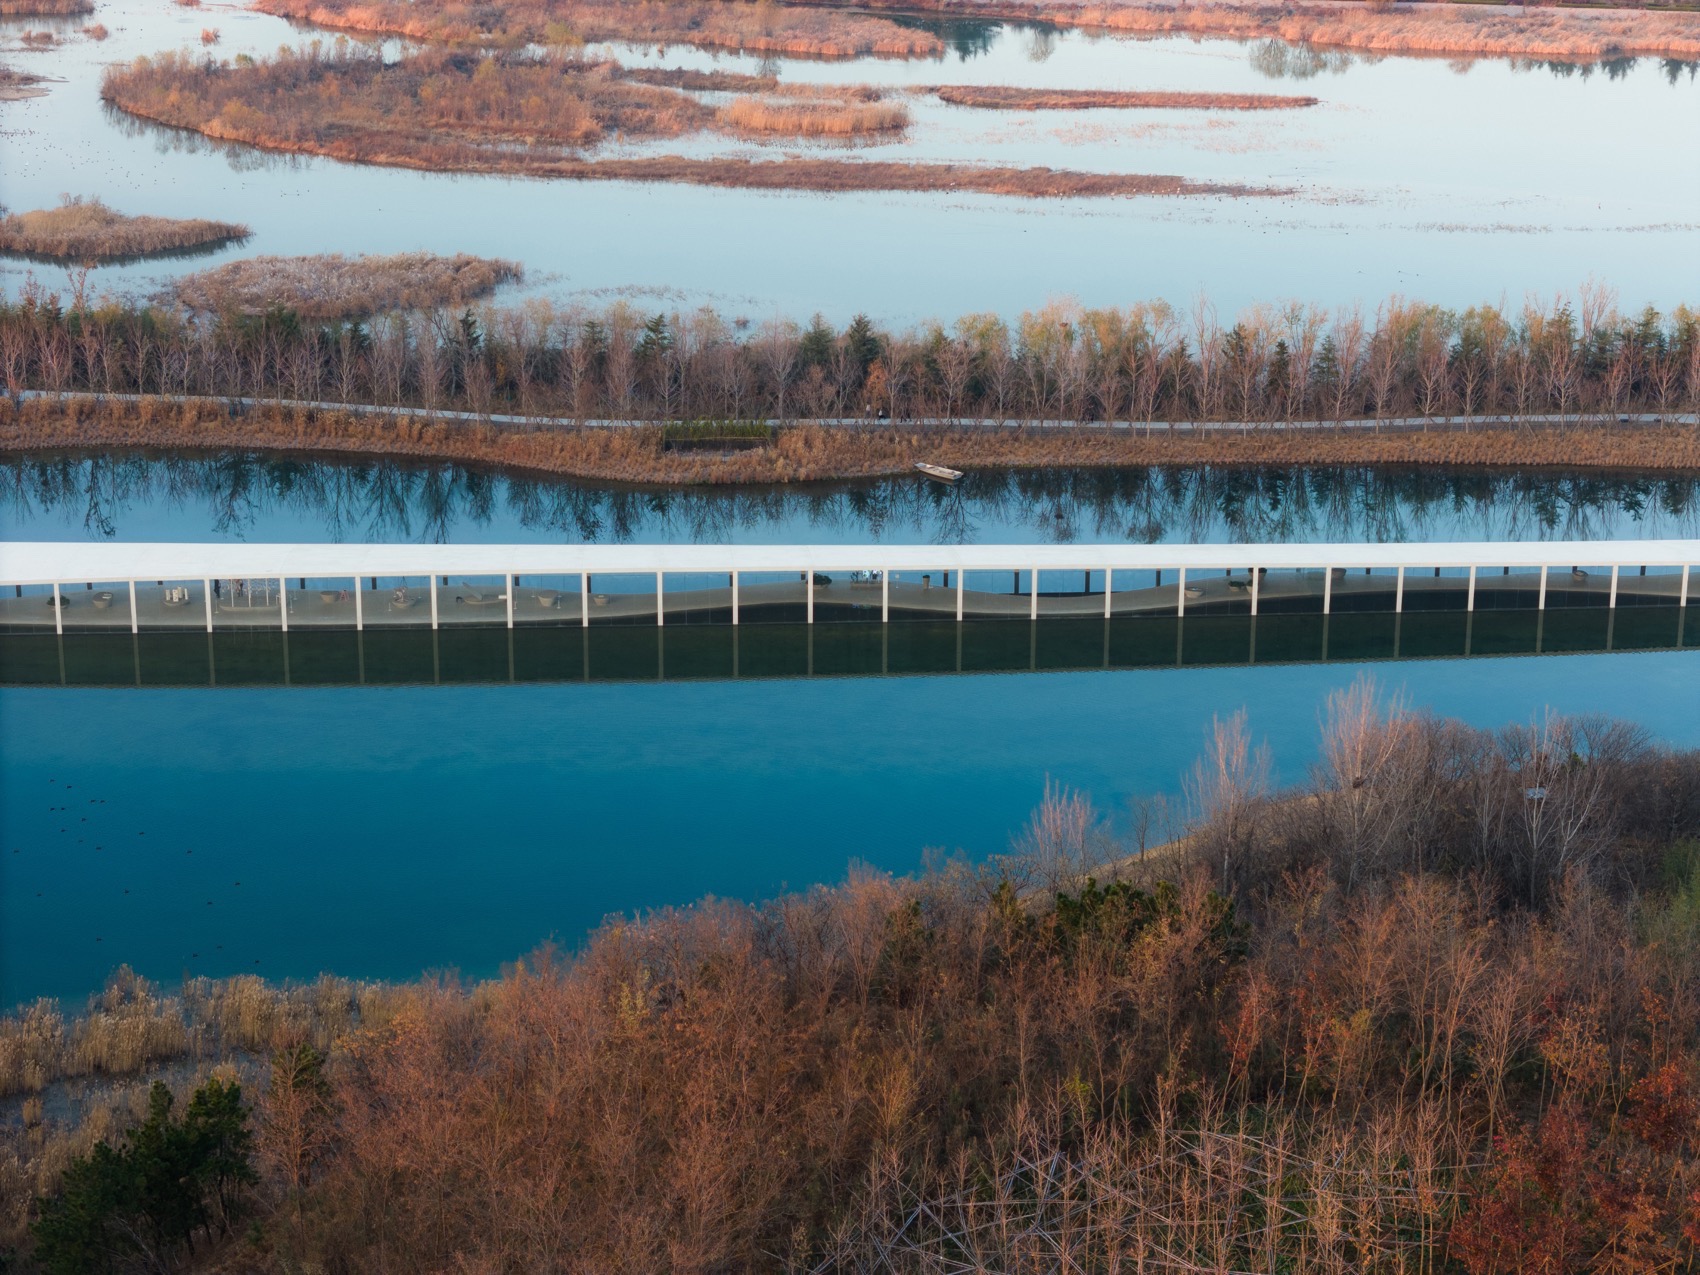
430,576 -> 439,630
204,579 -> 214,632
1681,564 -> 1690,608
581,574 -> 590,628
1395,567 -> 1405,614
53,582 -> 63,635
277,577 -> 287,632
656,570 -> 664,627
806,570 -> 814,625
1609,564 -> 1619,609
353,577 -> 363,631
129,580 -> 139,634
1177,567 -> 1187,618
731,571 -> 740,626
1103,569 -> 1112,619
1538,564 -> 1549,611
1250,568 -> 1259,617
1322,567 -> 1332,616
955,569 -> 964,623
1029,569 -> 1038,621
1467,565 -> 1477,612
883,570 -> 890,624
506,573 -> 515,628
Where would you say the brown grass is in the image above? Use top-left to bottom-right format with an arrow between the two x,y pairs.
719,94 -> 910,137
81,20 -> 107,37
617,66 -> 779,93
801,0 -> 1700,61
5,399 -> 1697,485
170,251 -> 522,319
932,85 -> 1320,110
102,51 -> 1269,197
0,196 -> 248,263
0,0 -> 90,14
253,0 -> 944,59
199,25 -> 219,43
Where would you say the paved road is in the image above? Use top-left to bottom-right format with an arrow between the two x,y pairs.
11,390 -> 1697,433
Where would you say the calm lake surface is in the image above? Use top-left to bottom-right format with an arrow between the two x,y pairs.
5,650 -> 1698,1007
3,456 -> 1698,1006
6,454 -> 1699,545
3,0 -> 1698,320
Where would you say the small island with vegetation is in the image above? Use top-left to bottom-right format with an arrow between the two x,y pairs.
170,252 -> 523,321
0,197 -> 248,264
98,49 -> 1274,198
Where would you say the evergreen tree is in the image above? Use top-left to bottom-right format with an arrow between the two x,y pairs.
797,314 -> 834,368
843,314 -> 881,372
30,1078 -> 255,1275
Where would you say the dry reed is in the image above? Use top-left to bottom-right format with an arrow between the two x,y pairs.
4,399 -> 1696,486
0,0 -> 90,13
719,94 -> 910,137
252,0 -> 944,59
932,84 -> 1320,109
0,196 -> 248,263
170,251 -> 522,319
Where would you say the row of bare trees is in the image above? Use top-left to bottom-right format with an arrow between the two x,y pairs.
8,690 -> 1700,1271
5,280 -> 1699,425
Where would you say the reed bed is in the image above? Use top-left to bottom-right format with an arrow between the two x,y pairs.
719,94 -> 910,137
0,0 -> 91,14
252,0 -> 944,59
809,0 -> 1700,61
0,967 -> 403,1100
932,85 -> 1320,110
4,400 -> 1697,485
171,251 -> 522,319
0,196 -> 248,263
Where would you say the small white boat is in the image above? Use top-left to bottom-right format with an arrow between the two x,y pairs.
915,462 -> 963,484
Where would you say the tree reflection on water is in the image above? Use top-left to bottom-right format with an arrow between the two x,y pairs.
2,452 -> 1695,548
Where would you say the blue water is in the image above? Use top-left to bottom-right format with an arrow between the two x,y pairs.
5,648 -> 1696,1006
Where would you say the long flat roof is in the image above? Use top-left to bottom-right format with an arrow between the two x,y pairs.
2,540 -> 1697,586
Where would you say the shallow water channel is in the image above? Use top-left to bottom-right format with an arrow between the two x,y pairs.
3,0 -> 1698,319
3,457 -> 1698,1006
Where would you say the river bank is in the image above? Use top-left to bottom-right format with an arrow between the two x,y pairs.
6,398 -> 1700,484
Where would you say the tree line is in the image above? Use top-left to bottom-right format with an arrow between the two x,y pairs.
4,281 -> 1698,425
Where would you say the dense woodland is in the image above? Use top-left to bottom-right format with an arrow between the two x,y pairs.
4,686 -> 1700,1271
3,284 -> 1698,425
